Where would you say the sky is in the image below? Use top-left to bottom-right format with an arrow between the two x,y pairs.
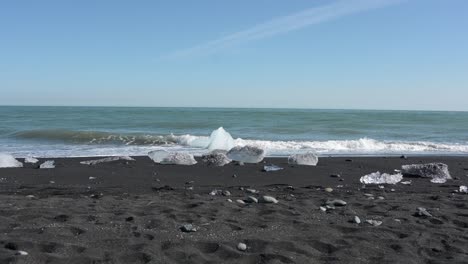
1,0 -> 467,110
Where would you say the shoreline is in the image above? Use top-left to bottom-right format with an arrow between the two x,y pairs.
1,156 -> 467,263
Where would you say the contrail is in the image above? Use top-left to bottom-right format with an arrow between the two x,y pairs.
165,0 -> 403,59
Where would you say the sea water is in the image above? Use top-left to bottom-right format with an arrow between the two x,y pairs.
1,106 -> 467,157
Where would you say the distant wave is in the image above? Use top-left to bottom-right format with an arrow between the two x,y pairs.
11,129 -> 468,155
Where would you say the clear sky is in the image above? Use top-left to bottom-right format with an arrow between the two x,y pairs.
1,0 -> 467,110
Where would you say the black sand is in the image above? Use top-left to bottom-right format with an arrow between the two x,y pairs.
0,156 -> 467,263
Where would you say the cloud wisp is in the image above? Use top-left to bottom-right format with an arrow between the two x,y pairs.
165,0 -> 403,59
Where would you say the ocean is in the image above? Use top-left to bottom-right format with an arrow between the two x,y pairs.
1,106 -> 467,157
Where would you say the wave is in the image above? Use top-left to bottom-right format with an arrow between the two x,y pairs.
11,129 -> 468,155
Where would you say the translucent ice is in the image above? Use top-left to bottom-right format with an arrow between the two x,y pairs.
160,152 -> 197,165
459,186 -> 467,193
227,146 -> 265,163
401,163 -> 451,183
263,164 -> 283,172
39,160 -> 55,169
0,153 -> 23,168
148,150 -> 171,163
202,151 -> 231,166
24,157 -> 39,164
80,156 -> 135,165
288,152 -> 318,166
207,127 -> 235,151
360,171 -> 403,185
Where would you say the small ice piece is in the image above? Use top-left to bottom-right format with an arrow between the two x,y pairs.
201,151 -> 231,166
354,216 -> 361,224
288,152 -> 318,166
259,195 -> 278,204
237,242 -> 247,251
459,186 -> 468,193
160,152 -> 197,165
227,146 -> 265,163
39,160 -> 55,169
24,157 -> 39,164
401,181 -> 412,185
207,127 -> 235,151
148,150 -> 171,163
401,163 -> 451,183
359,171 -> 403,185
366,220 -> 382,226
16,250 -> 28,256
263,164 -> 283,172
80,156 -> 134,165
0,153 -> 23,168
415,207 -> 432,217
180,224 -> 197,232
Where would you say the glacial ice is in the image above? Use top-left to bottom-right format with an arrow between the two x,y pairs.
288,152 -> 319,166
80,156 -> 135,165
0,153 -> 23,168
401,163 -> 451,183
160,152 -> 197,165
360,171 -> 403,185
39,160 -> 55,169
459,186 -> 467,193
227,146 -> 265,163
202,151 -> 231,166
263,164 -> 283,172
148,150 -> 171,163
207,127 -> 235,151
24,157 -> 39,164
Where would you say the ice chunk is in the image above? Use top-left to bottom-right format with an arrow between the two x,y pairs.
24,157 -> 39,164
459,186 -> 467,193
80,156 -> 135,165
360,171 -> 403,185
160,152 -> 197,165
227,146 -> 265,163
0,154 -> 23,168
39,160 -> 55,169
288,152 -> 318,166
263,164 -> 283,172
148,150 -> 170,163
401,163 -> 451,183
207,127 -> 235,151
202,151 -> 231,166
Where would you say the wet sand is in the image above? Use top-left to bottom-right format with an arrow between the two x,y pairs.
0,156 -> 467,263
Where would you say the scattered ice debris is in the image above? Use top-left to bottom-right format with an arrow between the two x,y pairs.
89,176 -> 96,180
330,174 -> 341,178
222,190 -> 231,196
324,187 -> 333,193
24,157 -> 39,164
201,151 -> 231,166
80,156 -> 134,165
378,185 -> 385,189
158,152 -> 197,165
237,242 -> 247,251
415,207 -> 432,217
180,224 -> 197,232
49,181 -> 55,184
360,171 -> 403,185
148,150 -> 170,163
401,181 -> 412,185
401,163 -> 451,183
325,199 -> 347,207
366,220 -> 382,226
0,153 -> 23,168
459,186 -> 468,193
246,196 -> 258,203
26,195 -> 35,199
227,199 -> 233,203
16,251 -> 28,256
263,164 -> 283,172
236,199 -> 246,205
319,206 -> 327,212
209,189 -> 222,196
227,146 -> 265,163
288,152 -> 318,166
259,195 -> 278,204
207,127 -> 235,151
377,196 -> 385,200
245,188 -> 258,194
39,160 -> 55,169
354,216 -> 361,224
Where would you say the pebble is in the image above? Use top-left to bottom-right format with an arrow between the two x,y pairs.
236,199 -> 246,205
232,174 -> 237,178
325,199 -> 347,206
366,220 -> 383,226
246,196 -> 258,203
415,207 -> 432,217
330,174 -> 341,178
354,216 -> 361,224
180,224 -> 197,233
237,242 -> 247,251
324,188 -> 333,193
222,190 -> 231,196
259,195 -> 278,204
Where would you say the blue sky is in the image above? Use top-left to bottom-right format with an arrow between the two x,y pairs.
1,0 -> 467,110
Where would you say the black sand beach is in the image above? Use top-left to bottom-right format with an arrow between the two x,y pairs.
1,156 -> 467,263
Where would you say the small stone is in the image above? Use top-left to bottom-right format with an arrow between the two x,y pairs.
324,188 -> 333,193
236,199 -> 246,205
237,242 -> 247,251
222,190 -> 231,196
400,155 -> 408,159
180,224 -> 197,232
232,174 -> 237,178
325,199 -> 347,206
4,242 -> 18,250
246,196 -> 258,203
259,196 -> 278,204
366,220 -> 382,226
345,159 -> 353,162
125,216 -> 134,222
330,174 -> 341,178
354,216 -> 361,224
